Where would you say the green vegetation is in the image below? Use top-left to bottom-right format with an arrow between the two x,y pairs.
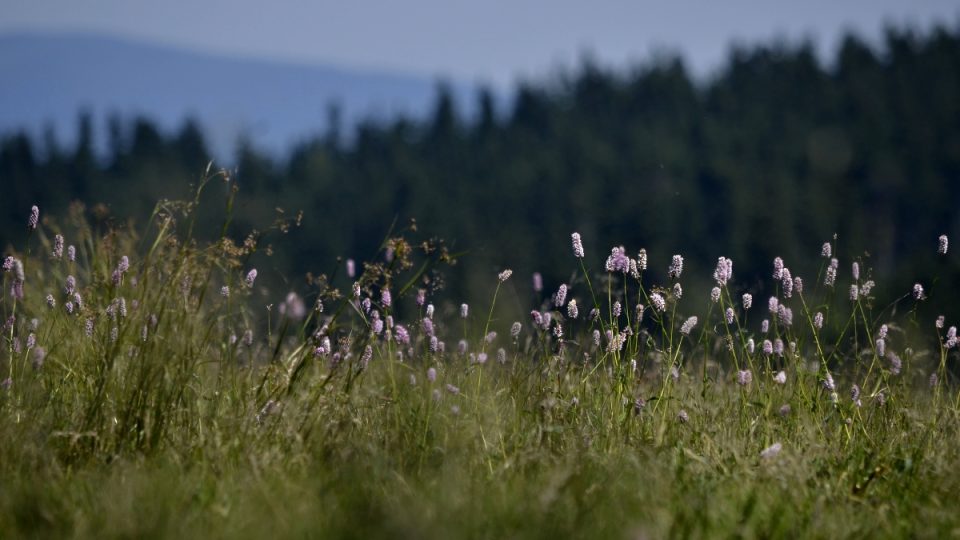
1,180 -> 958,538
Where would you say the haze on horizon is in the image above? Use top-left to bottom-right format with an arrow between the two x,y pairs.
3,0 -> 958,87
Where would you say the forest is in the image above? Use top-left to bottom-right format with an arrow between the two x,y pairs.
2,26 -> 958,308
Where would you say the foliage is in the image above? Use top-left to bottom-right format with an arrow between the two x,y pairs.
1,187 -> 959,538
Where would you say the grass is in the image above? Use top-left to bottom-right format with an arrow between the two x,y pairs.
1,172 -> 959,539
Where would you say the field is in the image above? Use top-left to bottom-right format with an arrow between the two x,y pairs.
1,175 -> 959,539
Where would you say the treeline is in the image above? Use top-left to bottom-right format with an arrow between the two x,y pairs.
2,26 -> 959,307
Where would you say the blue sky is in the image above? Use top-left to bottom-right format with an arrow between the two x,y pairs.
3,0 -> 958,87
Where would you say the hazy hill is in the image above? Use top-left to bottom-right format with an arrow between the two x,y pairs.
0,32 -> 465,158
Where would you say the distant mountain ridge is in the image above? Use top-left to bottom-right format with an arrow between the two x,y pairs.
0,32 -> 466,158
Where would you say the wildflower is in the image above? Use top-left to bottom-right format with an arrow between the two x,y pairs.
930,372 -> 939,388
737,370 -> 753,386
359,345 -> 373,369
851,384 -> 862,407
636,249 -> 648,271
773,338 -> 784,356
768,296 -> 778,314
245,269 -> 257,288
498,269 -> 513,282
394,325 -> 410,345
777,305 -> 793,326
45,294 -> 55,308
52,234 -> 64,259
445,383 -> 460,395
725,308 -> 734,324
747,338 -> 755,354
629,259 -> 639,279
668,254 -> 684,279
428,335 -> 439,352
680,316 -> 698,335
814,312 -> 824,329
532,272 -> 543,292
242,329 -> 254,346
432,389 -> 441,402
567,299 -> 579,319
613,301 -> 622,317
26,333 -> 35,349
372,318 -> 384,335
939,234 -> 948,255
14,259 -> 24,281
860,280 -> 875,296
876,338 -> 887,356
416,289 -> 426,307
421,317 -> 435,336
63,276 -> 77,294
793,277 -> 803,295
781,268 -> 793,298
346,259 -> 355,278
713,257 -> 733,285
677,410 -> 689,424
460,303 -> 469,318
825,258 -> 838,286
27,205 -> 39,230
605,246 -> 630,273
220,286 -> 230,297
593,330 -> 601,348
852,262 -> 861,281
85,318 -> 94,337
110,327 -> 119,343
822,242 -> 832,258
762,339 -> 773,355
457,340 -> 468,355
381,289 -> 392,308
913,283 -> 924,300
710,287 -> 721,303
772,257 -> 784,280
878,324 -> 888,339
760,442 -> 782,459
589,308 -> 600,321
485,332 -> 497,343
651,293 -> 666,312
742,293 -> 753,310
773,371 -> 787,384
427,367 -> 437,382
510,321 -> 522,338
530,310 -> 543,327
497,348 -> 506,364
822,373 -> 835,392
553,284 -> 567,307
553,323 -> 563,339
606,332 -> 626,353
571,232 -> 584,258
937,315 -> 945,329
849,284 -> 859,301
761,319 -> 769,333
67,245 -> 76,262
672,283 -> 682,300
635,304 -> 645,323
779,404 -> 791,416
426,304 -> 435,319
352,282 -> 361,299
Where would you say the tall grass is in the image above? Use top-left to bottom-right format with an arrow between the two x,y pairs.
1,171 -> 958,538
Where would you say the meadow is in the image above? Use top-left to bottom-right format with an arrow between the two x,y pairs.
1,171 -> 958,539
